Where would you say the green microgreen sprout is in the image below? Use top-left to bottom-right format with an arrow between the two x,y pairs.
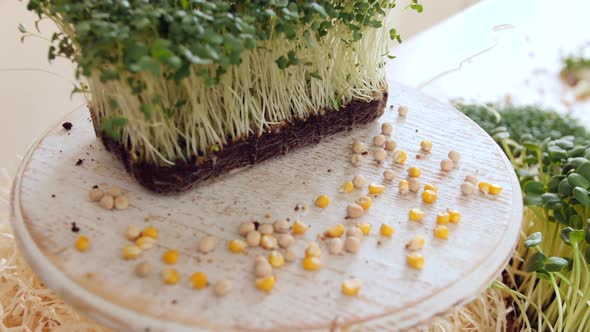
23,0 -> 421,165
458,102 -> 590,331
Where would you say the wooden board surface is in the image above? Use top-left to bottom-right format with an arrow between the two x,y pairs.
10,82 -> 522,332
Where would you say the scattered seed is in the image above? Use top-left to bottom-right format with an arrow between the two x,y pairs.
398,105 -> 409,116
345,236 -> 360,253
190,272 -> 208,289
284,248 -> 297,262
374,147 -> 387,161
268,250 -> 285,268
448,151 -> 461,163
274,220 -> 290,233
346,203 -> 364,218
342,278 -> 362,296
315,194 -> 330,208
99,195 -> 114,210
380,224 -> 394,237
136,236 -> 156,250
75,235 -> 89,252
384,139 -> 397,151
373,134 -> 386,146
125,225 -> 141,241
305,242 -> 322,257
420,140 -> 433,152
162,268 -> 179,285
198,235 -> 217,254
135,261 -> 151,278
107,186 -> 122,197
465,175 -> 478,185
89,188 -> 104,202
292,220 -> 309,235
352,141 -> 367,154
381,122 -> 393,135
440,159 -> 454,171
328,238 -> 343,255
122,244 -> 142,260
383,169 -> 395,181
347,226 -> 363,239
277,234 -> 294,248
352,175 -> 366,188
258,223 -> 274,235
339,181 -> 354,193
461,182 -> 475,195
246,230 -> 262,247
408,178 -> 421,192
393,150 -> 408,164
399,180 -> 410,194
434,225 -> 449,239
228,239 -> 247,253
406,235 -> 426,251
260,235 -> 278,250
114,195 -> 129,210
239,222 -> 255,237
214,280 -> 232,296
254,258 -> 273,277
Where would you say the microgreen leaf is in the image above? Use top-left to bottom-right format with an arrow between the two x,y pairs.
572,187 -> 590,207
524,181 -> 545,195
524,251 -> 547,272
545,257 -> 568,272
524,232 -> 542,247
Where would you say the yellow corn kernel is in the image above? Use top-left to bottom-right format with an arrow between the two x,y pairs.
162,249 -> 179,265
424,183 -> 438,192
341,278 -> 362,296
136,236 -> 156,250
436,212 -> 450,225
422,189 -> 437,204
393,149 -> 408,164
292,220 -> 309,235
434,225 -> 449,239
302,256 -> 321,271
368,183 -> 385,195
399,179 -> 410,194
407,252 -> 425,270
122,244 -> 141,260
448,209 -> 461,223
489,184 -> 503,195
305,242 -> 322,257
325,223 -> 345,238
75,235 -> 89,252
228,239 -> 247,253
355,196 -> 372,210
409,208 -> 425,221
162,268 -> 179,285
268,250 -> 285,268
190,272 -> 208,289
358,222 -> 372,235
420,139 -> 433,152
315,194 -> 330,208
255,275 -> 276,293
478,181 -> 491,194
380,223 -> 395,237
339,181 -> 354,193
406,235 -> 425,250
142,226 -> 158,239
408,166 -> 421,178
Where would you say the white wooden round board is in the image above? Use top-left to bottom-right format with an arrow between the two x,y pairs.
10,82 -> 522,332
